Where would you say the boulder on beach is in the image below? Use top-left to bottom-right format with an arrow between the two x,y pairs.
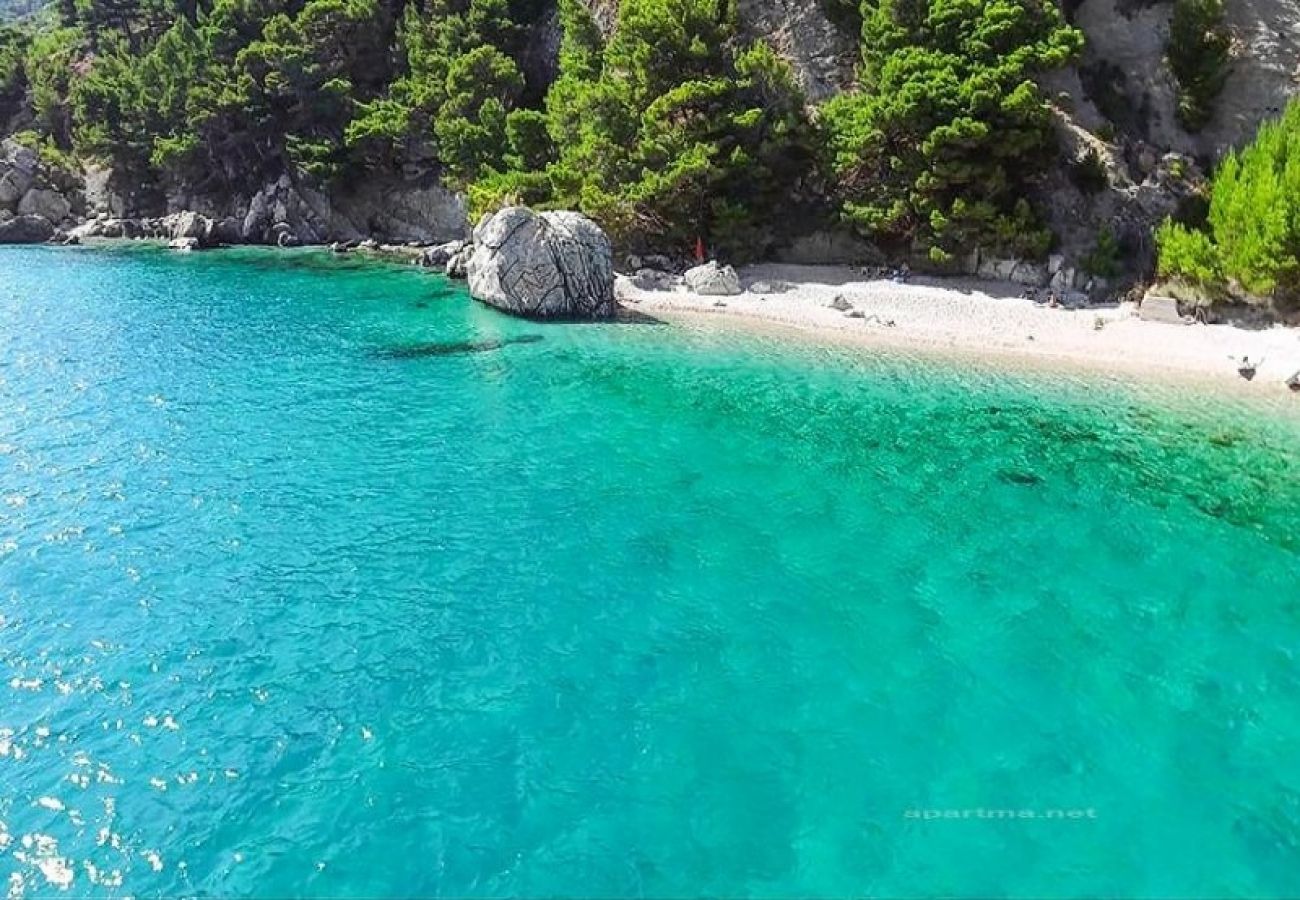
466,207 -> 615,319
685,261 -> 742,296
0,214 -> 55,244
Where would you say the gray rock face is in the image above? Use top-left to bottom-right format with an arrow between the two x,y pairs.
18,188 -> 71,223
421,239 -> 467,269
734,0 -> 857,100
684,261 -> 742,296
466,207 -> 615,319
167,210 -> 217,247
0,140 -> 38,210
445,244 -> 473,279
0,214 -> 55,244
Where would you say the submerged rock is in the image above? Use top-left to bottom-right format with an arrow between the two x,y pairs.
376,334 -> 544,359
466,207 -> 615,319
684,260 -> 742,296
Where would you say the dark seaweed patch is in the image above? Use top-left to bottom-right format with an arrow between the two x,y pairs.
375,335 -> 543,359
998,469 -> 1044,487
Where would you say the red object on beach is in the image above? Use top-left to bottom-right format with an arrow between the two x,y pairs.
694,236 -> 705,263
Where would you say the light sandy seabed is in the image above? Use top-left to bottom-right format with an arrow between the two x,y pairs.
619,263 -> 1300,407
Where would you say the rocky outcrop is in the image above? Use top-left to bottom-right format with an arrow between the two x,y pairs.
466,207 -> 615,319
684,261 -> 743,296
17,187 -> 71,223
168,210 -> 218,247
1051,0 -> 1300,161
0,139 -> 80,237
0,213 -> 55,243
420,239 -> 467,269
159,172 -> 467,246
734,0 -> 857,100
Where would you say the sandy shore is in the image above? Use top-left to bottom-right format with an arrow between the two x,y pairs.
618,264 -> 1300,399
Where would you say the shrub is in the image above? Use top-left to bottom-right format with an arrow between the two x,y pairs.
822,0 -> 1083,263
470,0 -> 816,259
1157,220 -> 1221,285
1082,226 -> 1122,277
1156,99 -> 1300,304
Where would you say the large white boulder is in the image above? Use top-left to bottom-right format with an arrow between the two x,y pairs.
684,260 -> 742,296
466,207 -> 615,319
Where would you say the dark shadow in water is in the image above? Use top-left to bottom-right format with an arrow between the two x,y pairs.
374,334 -> 544,359
613,307 -> 669,326
997,469 -> 1045,487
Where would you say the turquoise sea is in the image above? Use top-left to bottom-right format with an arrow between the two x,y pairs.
2,244 -> 1299,897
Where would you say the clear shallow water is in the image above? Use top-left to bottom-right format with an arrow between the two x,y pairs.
2,244 -> 1299,898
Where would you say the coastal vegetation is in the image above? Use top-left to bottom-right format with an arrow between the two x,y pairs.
1157,98 -> 1300,307
0,0 -> 1088,263
821,0 -> 1083,264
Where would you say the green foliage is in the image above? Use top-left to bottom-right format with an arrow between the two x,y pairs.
1167,0 -> 1230,132
469,0 -> 816,258
1082,225 -> 1121,277
1,0 -> 1098,264
347,0 -> 531,179
823,0 -> 1083,263
1156,220 -> 1221,285
1157,100 -> 1300,304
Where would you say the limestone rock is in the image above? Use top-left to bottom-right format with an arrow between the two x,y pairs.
630,268 -> 679,291
0,140 -> 38,209
168,237 -> 201,252
466,207 -> 615,318
167,210 -> 216,247
421,239 -> 466,269
1139,294 -> 1184,324
17,188 -> 70,224
446,244 -> 473,279
0,214 -> 55,244
684,261 -> 742,296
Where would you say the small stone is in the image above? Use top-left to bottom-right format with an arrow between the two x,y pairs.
829,294 -> 853,312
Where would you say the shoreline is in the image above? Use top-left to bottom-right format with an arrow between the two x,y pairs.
619,264 -> 1300,405
18,240 -> 1300,407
